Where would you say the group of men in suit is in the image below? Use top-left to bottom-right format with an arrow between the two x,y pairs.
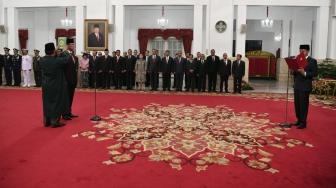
85,48 -> 246,93
0,47 -> 43,87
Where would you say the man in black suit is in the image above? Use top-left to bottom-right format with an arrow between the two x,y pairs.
147,49 -> 161,91
173,51 -> 186,92
100,49 -> 113,89
206,49 -> 219,92
291,45 -> 318,129
0,53 -> 3,86
12,48 -> 22,87
88,24 -> 104,47
197,54 -> 207,92
61,38 -> 79,120
89,51 -> 99,88
218,53 -> 232,93
232,54 -> 245,94
161,50 -> 174,91
125,49 -> 137,90
3,47 -> 12,86
113,50 -> 125,89
186,55 -> 197,92
144,50 -> 150,88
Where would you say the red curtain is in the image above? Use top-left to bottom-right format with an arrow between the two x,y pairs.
55,28 -> 76,39
18,29 -> 29,49
138,29 -> 193,54
67,29 -> 76,37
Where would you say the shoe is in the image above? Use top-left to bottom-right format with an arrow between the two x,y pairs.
62,115 -> 72,120
297,125 -> 306,129
70,114 -> 79,118
291,121 -> 300,126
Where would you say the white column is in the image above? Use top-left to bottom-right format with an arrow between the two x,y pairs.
76,5 -> 85,54
281,19 -> 290,58
209,0 -> 234,56
34,9 -> 48,54
114,5 -> 124,51
235,5 -> 247,57
108,4 -> 114,50
313,6 -> 329,59
193,4 -> 203,54
0,3 -> 6,52
327,17 -> 336,59
7,7 -> 18,49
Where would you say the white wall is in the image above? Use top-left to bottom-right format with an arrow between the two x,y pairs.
124,5 -> 194,51
17,7 -> 76,55
243,6 -> 316,57
245,20 -> 282,54
0,0 -> 6,53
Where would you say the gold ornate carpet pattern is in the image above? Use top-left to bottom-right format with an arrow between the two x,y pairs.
72,104 -> 313,173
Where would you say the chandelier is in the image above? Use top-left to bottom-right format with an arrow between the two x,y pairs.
157,6 -> 168,29
61,7 -> 73,27
261,6 -> 273,28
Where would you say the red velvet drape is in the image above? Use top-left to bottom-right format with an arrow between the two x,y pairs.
67,29 -> 76,37
18,29 -> 29,49
55,28 -> 76,39
138,29 -> 193,54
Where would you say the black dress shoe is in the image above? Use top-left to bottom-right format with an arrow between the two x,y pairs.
291,121 -> 300,126
297,126 -> 306,129
70,114 -> 79,118
62,115 -> 72,120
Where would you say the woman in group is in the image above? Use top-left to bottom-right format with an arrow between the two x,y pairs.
135,53 -> 147,90
79,52 -> 90,88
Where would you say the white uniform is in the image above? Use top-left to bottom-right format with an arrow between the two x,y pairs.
22,55 -> 33,87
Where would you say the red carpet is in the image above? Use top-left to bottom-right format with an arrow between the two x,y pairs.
0,88 -> 336,188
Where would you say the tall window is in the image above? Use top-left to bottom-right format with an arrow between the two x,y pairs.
149,36 -> 183,57
167,37 -> 183,57
150,37 -> 165,56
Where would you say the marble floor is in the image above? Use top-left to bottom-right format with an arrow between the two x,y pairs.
247,79 -> 294,93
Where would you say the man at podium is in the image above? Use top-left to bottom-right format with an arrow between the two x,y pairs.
291,44 -> 318,129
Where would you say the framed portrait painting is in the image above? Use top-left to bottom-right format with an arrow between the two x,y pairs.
84,19 -> 108,51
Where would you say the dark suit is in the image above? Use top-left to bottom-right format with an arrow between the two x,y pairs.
147,55 -> 161,90
113,56 -> 125,89
218,59 -> 232,92
125,55 -> 137,89
206,55 -> 219,92
144,56 -> 150,87
186,60 -> 197,92
88,32 -> 104,47
173,57 -> 186,91
293,56 -> 318,128
232,60 -> 245,93
161,56 -> 174,91
12,55 -> 22,86
196,59 -> 207,92
3,54 -> 12,86
98,55 -> 113,89
0,54 -> 3,85
63,52 -> 78,116
89,56 -> 99,88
